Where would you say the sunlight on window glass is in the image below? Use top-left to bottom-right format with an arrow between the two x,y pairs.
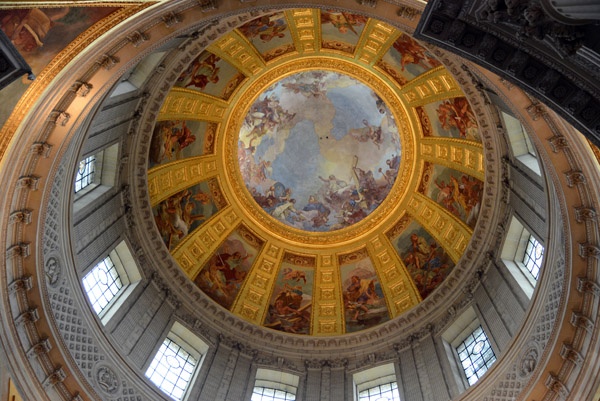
75,155 -> 96,192
251,387 -> 296,401
358,381 -> 401,401
145,338 -> 197,400
456,326 -> 496,386
82,256 -> 122,315
522,235 -> 544,280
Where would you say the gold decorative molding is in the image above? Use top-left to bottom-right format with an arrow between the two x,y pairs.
231,242 -> 284,325
147,155 -> 218,206
312,254 -> 343,335
0,4 -> 149,165
405,192 -> 472,263
158,88 -> 229,122
173,206 -> 241,279
221,57 -> 413,245
286,9 -> 320,54
354,19 -> 399,66
399,66 -> 462,107
367,234 -> 421,318
419,138 -> 485,180
209,30 -> 266,76
263,44 -> 297,62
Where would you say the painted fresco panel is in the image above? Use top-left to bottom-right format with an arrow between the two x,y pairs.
194,229 -> 260,310
153,181 -> 218,250
238,12 -> 293,58
391,220 -> 455,300
426,165 -> 483,229
149,120 -> 216,169
340,256 -> 389,333
380,34 -> 441,81
175,51 -> 243,99
0,7 -> 119,126
320,10 -> 368,53
424,97 -> 480,141
238,70 -> 401,232
264,262 -> 314,335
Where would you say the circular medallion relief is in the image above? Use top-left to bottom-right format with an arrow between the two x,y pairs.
238,70 -> 401,233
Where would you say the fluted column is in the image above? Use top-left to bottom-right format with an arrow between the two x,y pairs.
198,335 -> 237,401
328,359 -> 348,401
394,341 -> 424,401
225,345 -> 256,401
304,360 -> 324,401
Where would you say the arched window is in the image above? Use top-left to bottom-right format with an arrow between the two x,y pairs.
81,240 -> 142,324
500,110 -> 540,175
73,142 -> 119,214
252,369 -> 299,401
74,155 -> 96,192
353,363 -> 401,401
501,216 -> 545,298
442,307 -> 497,388
455,325 -> 497,386
145,322 -> 208,401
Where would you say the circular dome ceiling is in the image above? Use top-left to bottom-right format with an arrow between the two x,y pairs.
148,9 -> 485,336
237,69 -> 401,233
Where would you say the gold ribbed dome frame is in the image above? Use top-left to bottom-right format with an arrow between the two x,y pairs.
149,10 -> 484,335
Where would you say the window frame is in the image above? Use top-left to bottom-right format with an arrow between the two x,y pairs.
144,322 -> 209,401
74,154 -> 97,193
357,381 -> 401,401
251,386 -> 297,401
500,215 -> 545,299
81,240 -> 142,325
251,368 -> 300,401
441,306 -> 498,390
352,362 -> 401,401
81,254 -> 123,316
454,325 -> 497,386
498,108 -> 541,177
73,142 -> 119,215
522,234 -> 544,281
145,336 -> 198,401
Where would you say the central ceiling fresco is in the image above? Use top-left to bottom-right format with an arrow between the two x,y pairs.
238,70 -> 401,232
147,9 -> 485,336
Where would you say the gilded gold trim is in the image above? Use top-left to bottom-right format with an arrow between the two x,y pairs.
354,19 -> 400,66
313,254 -> 343,335
405,192 -> 472,263
159,88 -> 229,122
285,8 -> 320,54
221,57 -> 414,245
231,240 -> 285,326
148,155 -> 218,207
0,4 -> 150,164
210,30 -> 266,76
399,66 -> 463,107
419,137 -> 485,180
173,206 -> 242,278
367,233 -> 422,318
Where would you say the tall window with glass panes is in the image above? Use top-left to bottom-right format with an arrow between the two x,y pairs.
75,155 -> 96,192
522,235 -> 544,280
456,326 -> 497,385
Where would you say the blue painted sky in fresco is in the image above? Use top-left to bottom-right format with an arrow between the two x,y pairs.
327,85 -> 384,141
238,70 -> 402,232
269,119 -> 321,203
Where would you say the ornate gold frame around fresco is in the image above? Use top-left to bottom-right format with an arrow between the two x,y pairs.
221,57 -> 416,246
